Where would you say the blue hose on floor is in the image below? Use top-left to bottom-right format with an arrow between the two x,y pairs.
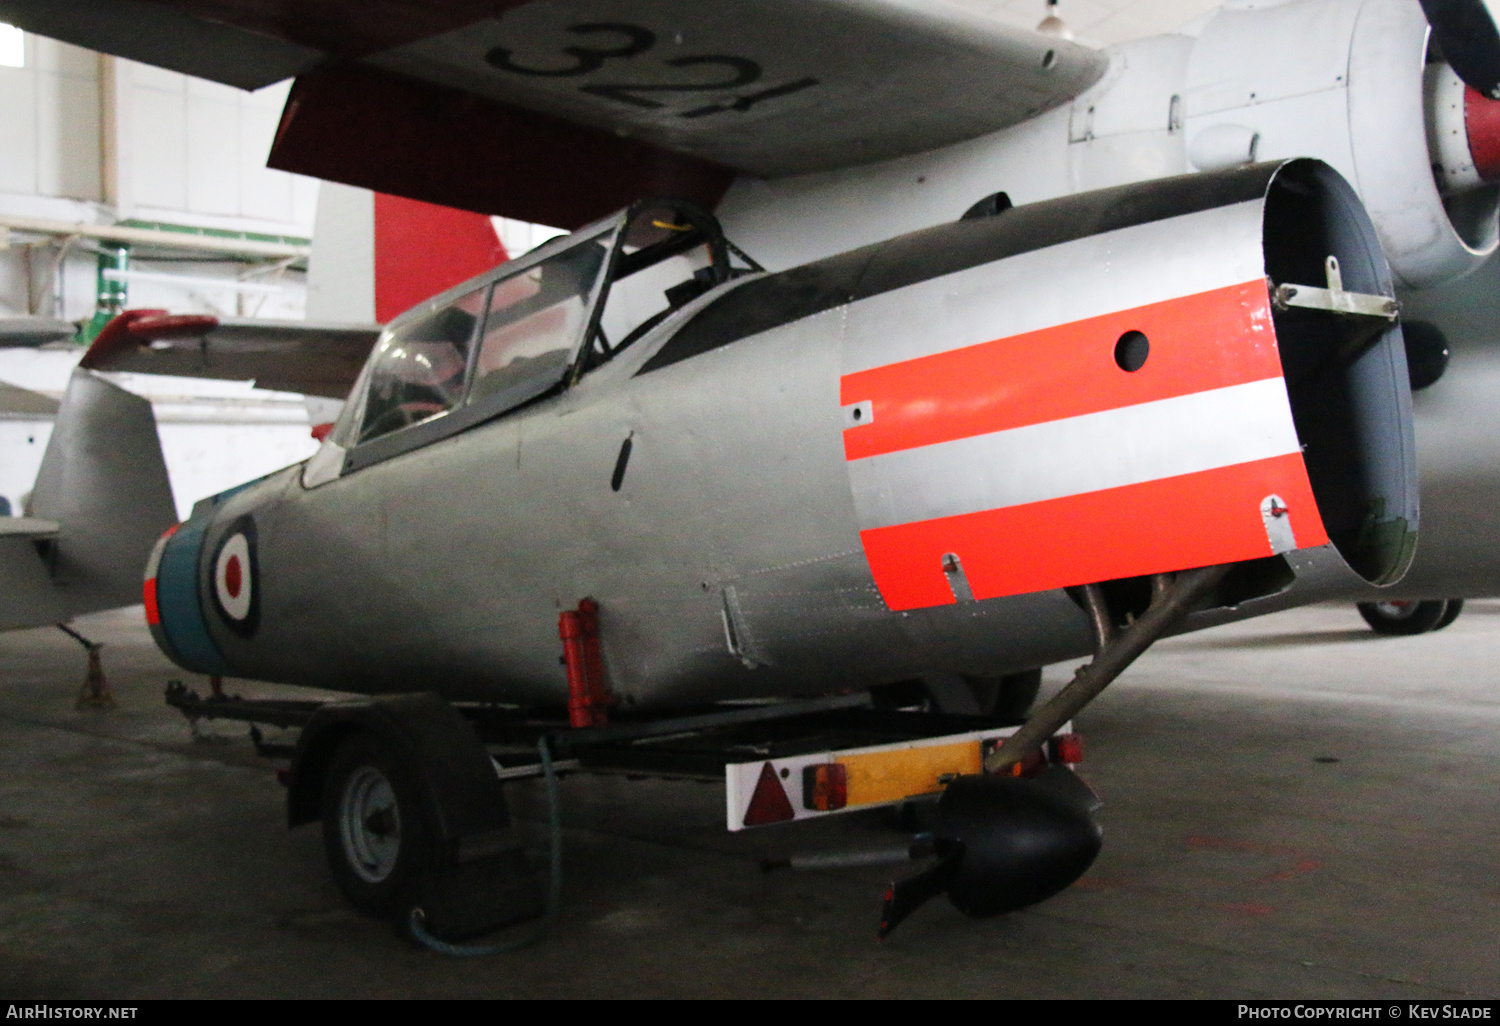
407,734 -> 563,956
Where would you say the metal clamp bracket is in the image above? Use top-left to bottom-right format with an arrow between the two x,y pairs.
1271,256 -> 1399,321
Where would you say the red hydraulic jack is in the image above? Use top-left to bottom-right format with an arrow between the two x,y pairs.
560,598 -> 611,728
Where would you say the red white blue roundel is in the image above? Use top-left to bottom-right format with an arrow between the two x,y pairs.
215,534 -> 251,620
211,518 -> 258,636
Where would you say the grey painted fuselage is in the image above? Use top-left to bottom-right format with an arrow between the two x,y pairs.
198,287 -> 1099,707
172,166 -> 1414,709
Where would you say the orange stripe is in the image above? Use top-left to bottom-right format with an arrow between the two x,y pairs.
143,578 -> 160,626
859,453 -> 1326,611
841,280 -> 1280,461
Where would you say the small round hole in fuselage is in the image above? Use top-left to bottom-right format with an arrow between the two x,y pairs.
1115,330 -> 1149,372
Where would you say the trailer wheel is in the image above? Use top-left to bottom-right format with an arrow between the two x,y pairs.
1434,599 -> 1465,631
1356,600 -> 1450,636
322,731 -> 438,917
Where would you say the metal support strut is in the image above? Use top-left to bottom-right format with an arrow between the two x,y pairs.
1074,583 -> 1113,656
983,563 -> 1232,775
57,623 -> 114,709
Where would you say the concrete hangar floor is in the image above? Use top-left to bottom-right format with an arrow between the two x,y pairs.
0,603 -> 1497,999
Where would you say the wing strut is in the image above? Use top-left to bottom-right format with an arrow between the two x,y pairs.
983,563 -> 1233,775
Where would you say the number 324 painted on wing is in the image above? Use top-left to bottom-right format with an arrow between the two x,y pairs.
485,22 -> 818,119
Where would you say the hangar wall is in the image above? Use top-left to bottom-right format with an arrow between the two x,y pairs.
0,27 -> 323,519
0,31 -> 318,324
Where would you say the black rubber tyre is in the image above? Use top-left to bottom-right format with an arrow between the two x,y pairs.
321,731 -> 439,918
1434,599 -> 1465,631
963,668 -> 1044,721
1356,600 -> 1450,636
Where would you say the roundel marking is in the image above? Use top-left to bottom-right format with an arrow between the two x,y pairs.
214,532 -> 253,622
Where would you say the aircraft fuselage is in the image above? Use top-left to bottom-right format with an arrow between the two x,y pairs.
145,164 -> 1416,708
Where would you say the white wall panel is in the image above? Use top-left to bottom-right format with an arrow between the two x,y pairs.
290,176 -> 318,229
186,93 -> 242,215
0,67 -> 37,194
31,34 -> 95,77
36,70 -> 100,200
129,77 -> 187,210
305,182 -> 373,323
239,85 -> 293,223
16,37 -> 103,202
117,66 -> 312,233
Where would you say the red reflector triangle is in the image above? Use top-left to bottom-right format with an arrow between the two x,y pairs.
743,761 -> 795,827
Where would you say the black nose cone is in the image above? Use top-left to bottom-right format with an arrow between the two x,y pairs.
938,772 -> 1103,918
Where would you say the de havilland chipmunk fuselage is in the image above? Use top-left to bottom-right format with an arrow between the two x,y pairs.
16,0 -> 1500,935
141,169 -> 1416,710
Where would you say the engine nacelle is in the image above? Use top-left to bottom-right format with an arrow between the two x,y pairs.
1182,0 -> 1500,286
836,159 -> 1417,613
726,0 -> 1500,294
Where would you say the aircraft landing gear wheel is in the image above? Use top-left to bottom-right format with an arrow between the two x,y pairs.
1435,599 -> 1464,631
322,732 -> 438,918
1356,599 -> 1452,636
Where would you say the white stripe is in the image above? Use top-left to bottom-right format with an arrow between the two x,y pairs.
848,378 -> 1301,531
143,529 -> 172,581
841,201 -> 1267,376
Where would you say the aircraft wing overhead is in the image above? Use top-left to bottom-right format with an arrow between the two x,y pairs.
80,312 -> 381,400
0,0 -> 1106,226
359,0 -> 1108,177
0,317 -> 78,348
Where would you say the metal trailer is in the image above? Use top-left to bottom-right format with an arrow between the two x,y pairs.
165,672 -> 1096,944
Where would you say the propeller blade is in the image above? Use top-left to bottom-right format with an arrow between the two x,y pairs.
1420,0 -> 1500,99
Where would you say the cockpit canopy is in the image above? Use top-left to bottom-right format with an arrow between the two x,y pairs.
323,199 -> 757,473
